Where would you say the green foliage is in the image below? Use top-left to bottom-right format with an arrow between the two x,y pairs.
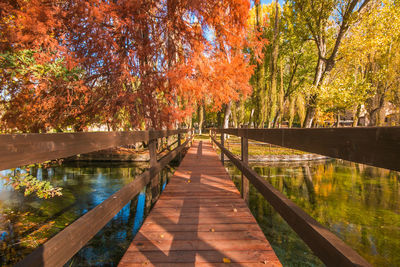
0,49 -> 87,132
0,50 -> 82,86
4,170 -> 62,199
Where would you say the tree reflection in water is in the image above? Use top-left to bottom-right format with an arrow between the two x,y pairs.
226,159 -> 400,267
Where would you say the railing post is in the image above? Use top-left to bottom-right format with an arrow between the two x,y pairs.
241,125 -> 249,203
178,131 -> 182,161
149,130 -> 157,167
210,129 -> 214,149
220,131 -> 224,163
149,129 -> 159,204
214,130 -> 216,149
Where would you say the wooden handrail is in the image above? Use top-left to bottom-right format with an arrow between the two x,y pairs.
15,134 -> 192,267
213,127 -> 400,172
210,133 -> 371,267
0,129 -> 189,171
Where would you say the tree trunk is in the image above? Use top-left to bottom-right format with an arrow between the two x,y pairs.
305,35 -> 326,128
239,99 -> 245,126
368,93 -> 386,126
232,102 -> 238,128
223,101 -> 232,128
352,105 -> 360,127
276,61 -> 285,128
272,111 -> 280,128
268,0 -> 280,128
198,104 -> 204,134
289,95 -> 295,127
336,113 -> 340,128
304,104 -> 316,128
250,108 -> 255,128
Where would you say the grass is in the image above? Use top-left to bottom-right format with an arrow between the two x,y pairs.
194,134 -> 210,140
225,142 -> 307,156
193,134 -> 307,156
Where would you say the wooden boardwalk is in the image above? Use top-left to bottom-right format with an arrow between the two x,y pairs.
119,141 -> 281,266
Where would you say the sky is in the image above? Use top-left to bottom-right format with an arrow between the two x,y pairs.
257,0 -> 285,6
205,0 -> 285,42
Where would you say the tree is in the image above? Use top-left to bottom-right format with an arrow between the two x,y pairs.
318,0 -> 400,126
289,0 -> 371,127
0,0 -> 253,132
268,0 -> 280,128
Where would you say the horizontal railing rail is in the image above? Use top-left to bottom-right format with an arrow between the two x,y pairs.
210,128 -> 378,267
0,129 -> 189,171
213,127 -> 400,172
8,129 -> 193,267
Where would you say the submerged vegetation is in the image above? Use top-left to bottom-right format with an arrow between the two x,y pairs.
0,162 -> 173,266
4,169 -> 62,199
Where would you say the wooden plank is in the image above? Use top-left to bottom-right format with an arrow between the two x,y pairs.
142,216 -> 257,225
214,127 -> 400,172
118,141 -> 281,266
15,139 -> 190,267
134,231 -> 267,241
127,239 -> 271,251
139,223 -> 263,233
0,129 -> 189,170
120,250 -> 279,265
120,263 -> 279,267
149,211 -> 253,218
150,207 -> 250,213
211,134 -> 372,267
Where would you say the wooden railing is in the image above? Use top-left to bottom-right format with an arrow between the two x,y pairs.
210,126 -> 400,267
0,129 -> 189,171
0,129 -> 193,267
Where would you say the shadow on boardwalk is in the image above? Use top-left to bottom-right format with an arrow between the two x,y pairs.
118,141 -> 281,267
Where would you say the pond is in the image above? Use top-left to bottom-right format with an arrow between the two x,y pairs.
0,161 -> 176,266
225,159 -> 400,267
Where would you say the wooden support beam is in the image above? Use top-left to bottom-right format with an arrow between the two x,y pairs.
0,129 -> 189,171
213,127 -> 400,172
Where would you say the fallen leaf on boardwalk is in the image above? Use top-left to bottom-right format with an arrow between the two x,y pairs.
160,234 -> 164,238
223,257 -> 231,263
210,228 -> 215,232
233,208 -> 237,212
262,260 -> 267,264
187,180 -> 191,183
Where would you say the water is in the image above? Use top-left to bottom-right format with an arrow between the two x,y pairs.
225,159 -> 400,267
0,161 -> 175,266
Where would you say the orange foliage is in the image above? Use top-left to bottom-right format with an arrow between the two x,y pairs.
0,0 -> 253,131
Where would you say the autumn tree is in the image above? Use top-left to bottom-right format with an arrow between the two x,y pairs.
0,0 -> 252,132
